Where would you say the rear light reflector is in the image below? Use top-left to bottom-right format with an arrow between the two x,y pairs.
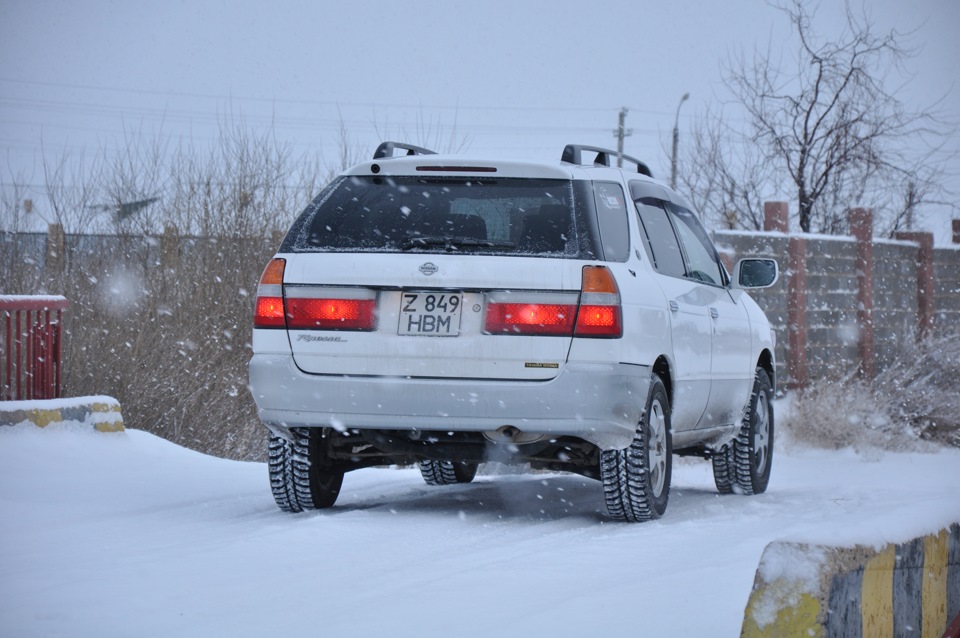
286,298 -> 377,330
483,293 -> 578,336
481,266 -> 622,338
284,286 -> 378,331
484,302 -> 577,335
254,258 -> 286,329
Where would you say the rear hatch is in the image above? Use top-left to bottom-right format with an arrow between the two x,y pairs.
282,253 -> 587,380
271,159 -> 613,381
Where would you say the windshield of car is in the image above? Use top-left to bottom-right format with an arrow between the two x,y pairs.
291,175 -> 593,258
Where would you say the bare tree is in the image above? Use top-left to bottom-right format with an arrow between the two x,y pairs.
680,0 -> 954,234
677,107 -> 780,230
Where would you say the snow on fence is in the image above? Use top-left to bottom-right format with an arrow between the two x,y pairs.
715,204 -> 960,389
0,295 -> 69,401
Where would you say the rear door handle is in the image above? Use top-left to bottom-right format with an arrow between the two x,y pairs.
669,301 -> 679,312
710,307 -> 719,319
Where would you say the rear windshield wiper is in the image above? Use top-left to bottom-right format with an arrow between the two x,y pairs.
399,235 -> 516,251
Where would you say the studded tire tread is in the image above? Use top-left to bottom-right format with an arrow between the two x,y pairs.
418,460 -> 478,485
268,428 -> 343,512
712,367 -> 774,495
600,375 -> 672,522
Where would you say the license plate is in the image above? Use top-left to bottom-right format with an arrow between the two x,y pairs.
398,292 -> 463,336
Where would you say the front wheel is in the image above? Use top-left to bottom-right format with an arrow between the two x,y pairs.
712,368 -> 774,495
600,375 -> 672,522
268,428 -> 344,512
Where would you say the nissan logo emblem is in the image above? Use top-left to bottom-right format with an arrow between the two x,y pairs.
419,262 -> 439,276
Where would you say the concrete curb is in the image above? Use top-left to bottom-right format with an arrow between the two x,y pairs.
0,396 -> 124,432
742,524 -> 960,637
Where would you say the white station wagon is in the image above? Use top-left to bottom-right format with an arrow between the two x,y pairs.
249,142 -> 779,521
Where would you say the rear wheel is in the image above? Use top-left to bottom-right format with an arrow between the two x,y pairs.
418,460 -> 478,485
600,375 -> 672,522
712,368 -> 774,495
268,428 -> 344,512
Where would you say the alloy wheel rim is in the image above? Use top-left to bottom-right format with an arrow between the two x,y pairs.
647,399 -> 667,496
754,392 -> 770,475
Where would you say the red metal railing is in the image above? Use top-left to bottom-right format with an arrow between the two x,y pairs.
1,296 -> 69,401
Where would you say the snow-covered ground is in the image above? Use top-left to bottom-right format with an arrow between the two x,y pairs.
1,422 -> 958,637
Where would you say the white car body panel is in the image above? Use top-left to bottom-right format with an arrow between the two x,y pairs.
249,150 -> 776,454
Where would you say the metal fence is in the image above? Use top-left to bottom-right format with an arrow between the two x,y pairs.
1,295 -> 69,401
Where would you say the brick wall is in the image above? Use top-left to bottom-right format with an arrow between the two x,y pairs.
5,218 -> 958,392
803,237 -> 862,380
933,246 -> 960,330
715,205 -> 960,388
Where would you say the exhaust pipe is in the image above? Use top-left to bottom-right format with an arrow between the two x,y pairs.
483,425 -> 544,445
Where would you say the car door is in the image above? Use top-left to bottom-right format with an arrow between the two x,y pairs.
634,198 -> 711,432
664,203 -> 754,428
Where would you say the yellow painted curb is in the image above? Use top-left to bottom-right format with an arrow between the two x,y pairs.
742,524 -> 960,638
0,397 -> 125,432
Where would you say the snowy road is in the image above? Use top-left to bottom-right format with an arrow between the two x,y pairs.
2,424 -> 959,637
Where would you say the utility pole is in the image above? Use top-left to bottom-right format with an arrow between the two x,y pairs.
614,107 -> 633,168
905,181 -> 916,230
671,93 -> 690,189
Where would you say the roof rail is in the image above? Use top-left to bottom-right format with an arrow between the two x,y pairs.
561,144 -> 653,178
373,141 -> 438,160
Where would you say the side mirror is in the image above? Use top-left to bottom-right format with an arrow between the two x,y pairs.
732,258 -> 779,289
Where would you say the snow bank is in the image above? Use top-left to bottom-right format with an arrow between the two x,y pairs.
1,425 -> 958,637
0,395 -> 123,432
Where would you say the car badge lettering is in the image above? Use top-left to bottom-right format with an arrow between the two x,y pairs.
419,262 -> 439,276
297,334 -> 346,343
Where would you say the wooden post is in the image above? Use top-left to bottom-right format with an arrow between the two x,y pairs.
45,223 -> 65,275
787,236 -> 808,389
161,225 -> 180,271
764,201 -> 789,233
895,231 -> 934,341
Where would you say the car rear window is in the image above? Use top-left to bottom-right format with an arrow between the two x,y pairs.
286,176 -> 600,259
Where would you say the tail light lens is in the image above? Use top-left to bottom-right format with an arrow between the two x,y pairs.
484,294 -> 578,335
253,259 -> 378,331
575,266 -> 622,337
482,266 -> 621,338
254,259 -> 286,328
284,287 -> 378,331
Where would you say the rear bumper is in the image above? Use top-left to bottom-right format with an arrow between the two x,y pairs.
248,355 -> 650,450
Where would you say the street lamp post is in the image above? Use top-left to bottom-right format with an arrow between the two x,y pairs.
671,92 -> 690,190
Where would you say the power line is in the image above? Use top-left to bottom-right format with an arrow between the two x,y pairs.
0,76 -> 677,118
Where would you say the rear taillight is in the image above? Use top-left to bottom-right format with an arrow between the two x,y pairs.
254,258 -> 286,328
253,259 -> 378,332
574,266 -> 622,338
482,266 -> 622,338
483,294 -> 578,335
284,287 -> 378,331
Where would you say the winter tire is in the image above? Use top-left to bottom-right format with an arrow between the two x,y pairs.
712,367 -> 773,495
600,375 -> 672,522
418,460 -> 478,485
268,428 -> 344,512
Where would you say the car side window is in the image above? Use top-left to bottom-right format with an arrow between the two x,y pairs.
634,198 -> 685,277
666,203 -> 724,286
592,182 -> 629,262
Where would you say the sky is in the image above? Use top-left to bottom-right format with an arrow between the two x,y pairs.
1,0 -> 958,241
